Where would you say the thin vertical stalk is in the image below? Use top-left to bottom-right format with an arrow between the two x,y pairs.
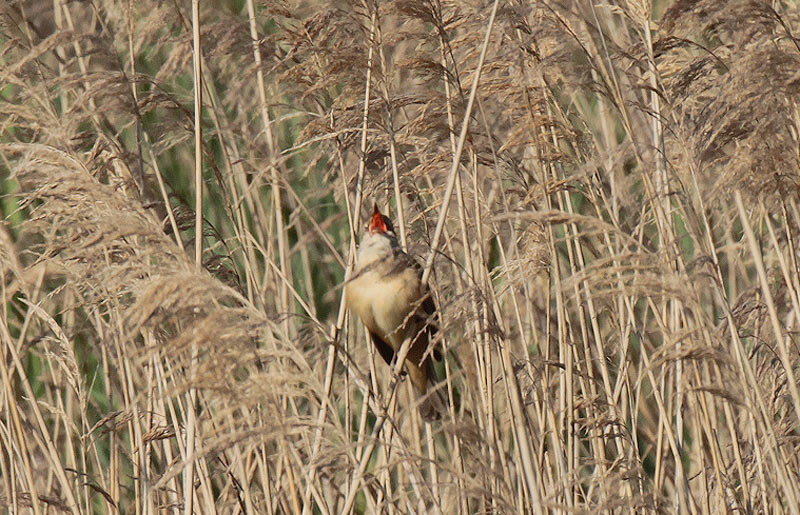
185,2 -> 202,514
420,0 -> 500,286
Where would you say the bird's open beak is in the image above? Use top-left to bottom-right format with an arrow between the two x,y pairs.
369,203 -> 388,233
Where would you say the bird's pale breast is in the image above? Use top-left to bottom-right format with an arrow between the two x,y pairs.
346,261 -> 423,350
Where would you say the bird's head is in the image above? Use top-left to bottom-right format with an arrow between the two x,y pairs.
368,203 -> 396,237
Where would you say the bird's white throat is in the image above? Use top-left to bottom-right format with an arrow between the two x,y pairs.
356,232 -> 396,267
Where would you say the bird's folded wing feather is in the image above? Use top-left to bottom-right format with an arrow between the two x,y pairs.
392,248 -> 443,361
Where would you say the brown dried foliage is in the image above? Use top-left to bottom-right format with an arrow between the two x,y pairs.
2,0 -> 800,513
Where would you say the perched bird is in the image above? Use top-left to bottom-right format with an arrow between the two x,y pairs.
346,203 -> 446,421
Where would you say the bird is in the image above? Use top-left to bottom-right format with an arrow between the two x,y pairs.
345,203 -> 447,421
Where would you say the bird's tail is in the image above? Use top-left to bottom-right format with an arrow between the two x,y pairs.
418,386 -> 449,422
417,359 -> 450,422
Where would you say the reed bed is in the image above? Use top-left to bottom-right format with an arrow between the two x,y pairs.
2,0 -> 800,513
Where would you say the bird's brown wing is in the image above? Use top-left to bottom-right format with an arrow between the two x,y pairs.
382,247 -> 442,364
393,249 -> 443,362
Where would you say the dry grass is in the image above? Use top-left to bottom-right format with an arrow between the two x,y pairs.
2,0 -> 800,513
